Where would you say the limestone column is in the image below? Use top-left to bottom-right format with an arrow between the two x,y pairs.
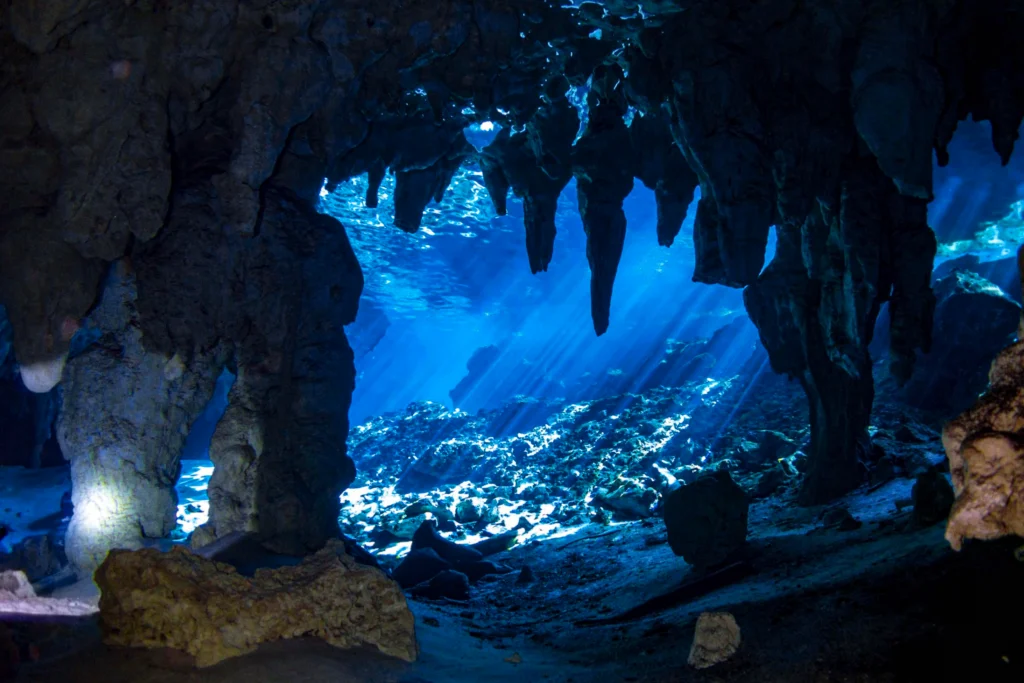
191,189 -> 361,555
58,261 -> 220,575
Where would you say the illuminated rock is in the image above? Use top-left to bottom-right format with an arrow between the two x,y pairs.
0,570 -> 34,599
18,356 -> 65,394
943,338 -> 1024,551
58,262 -> 221,575
688,612 -> 741,669
95,541 -> 417,668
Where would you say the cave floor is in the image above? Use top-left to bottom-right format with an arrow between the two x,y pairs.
6,477 -> 1024,683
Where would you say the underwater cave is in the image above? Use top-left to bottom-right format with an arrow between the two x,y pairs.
1,1 -> 1024,681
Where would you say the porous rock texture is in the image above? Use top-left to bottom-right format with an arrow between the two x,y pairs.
5,0 -> 1024,570
95,541 -> 417,668
688,611 -> 741,670
943,336 -> 1024,551
59,261 -> 222,574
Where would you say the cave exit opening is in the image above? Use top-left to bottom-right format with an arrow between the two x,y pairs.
172,366 -> 235,542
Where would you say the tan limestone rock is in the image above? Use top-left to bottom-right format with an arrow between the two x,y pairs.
688,611 -> 741,669
943,339 -> 1024,550
95,540 -> 417,667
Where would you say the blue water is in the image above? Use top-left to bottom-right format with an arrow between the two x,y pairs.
173,118 -> 1024,544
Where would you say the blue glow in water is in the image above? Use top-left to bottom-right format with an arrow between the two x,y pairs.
170,118 -> 1024,548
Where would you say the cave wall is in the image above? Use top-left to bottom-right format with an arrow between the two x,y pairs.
0,306 -> 61,469
3,0 -> 1024,567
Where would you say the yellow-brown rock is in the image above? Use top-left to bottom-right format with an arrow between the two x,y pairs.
943,339 -> 1024,551
95,541 -> 417,667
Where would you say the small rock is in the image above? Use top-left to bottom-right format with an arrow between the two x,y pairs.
516,565 -> 535,584
870,457 -> 897,485
752,466 -> 787,499
455,500 -> 481,524
0,571 -> 35,599
894,424 -> 923,443
412,521 -> 483,566
422,616 -> 440,627
470,531 -> 519,557
410,570 -> 470,601
822,507 -> 862,531
592,481 -> 658,520
462,560 -> 514,583
392,548 -> 452,589
688,612 -> 741,669
911,470 -> 955,526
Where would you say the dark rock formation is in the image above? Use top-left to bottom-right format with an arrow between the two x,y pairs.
629,109 -> 700,249
572,66 -> 635,336
409,569 -> 470,601
164,188 -> 362,557
896,271 -> 1020,415
912,470 -> 956,527
450,344 -> 502,409
411,520 -> 483,567
662,470 -> 749,569
392,548 -> 452,590
480,81 -> 579,274
0,534 -> 65,584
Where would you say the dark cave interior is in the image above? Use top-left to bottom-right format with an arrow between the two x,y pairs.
1,1 -> 1024,681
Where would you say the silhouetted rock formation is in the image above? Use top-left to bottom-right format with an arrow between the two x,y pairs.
450,344 -> 501,409
898,271 -> 1020,415
136,187 -> 363,557
663,470 -> 749,569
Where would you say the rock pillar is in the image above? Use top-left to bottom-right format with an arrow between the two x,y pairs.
58,262 -> 220,575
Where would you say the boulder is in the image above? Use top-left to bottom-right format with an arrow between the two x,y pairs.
0,570 -> 34,599
411,520 -> 483,566
455,500 -> 482,524
822,507 -> 863,532
944,339 -> 1024,550
898,271 -> 1021,415
470,531 -> 519,557
409,570 -> 470,601
688,612 -> 741,669
392,548 -> 452,589
0,534 -> 64,583
911,470 -> 955,527
592,480 -> 658,520
663,470 -> 749,568
751,465 -> 790,499
95,541 -> 417,668
461,560 -> 514,583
